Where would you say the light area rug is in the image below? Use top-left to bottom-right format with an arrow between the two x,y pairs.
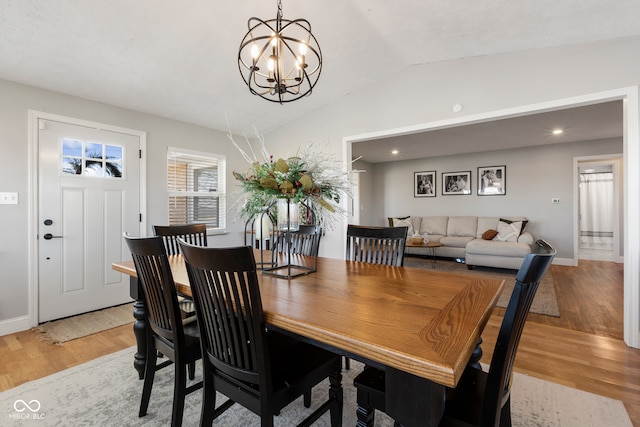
404,257 -> 560,317
0,347 -> 631,426
35,303 -> 134,344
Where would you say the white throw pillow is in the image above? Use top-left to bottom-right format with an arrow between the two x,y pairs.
495,219 -> 523,242
393,218 -> 414,236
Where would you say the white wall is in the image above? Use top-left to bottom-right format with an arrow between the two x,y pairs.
353,159 -> 375,225
366,138 -> 622,260
0,79 -> 249,330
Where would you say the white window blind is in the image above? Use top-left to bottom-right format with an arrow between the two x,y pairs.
167,147 -> 226,231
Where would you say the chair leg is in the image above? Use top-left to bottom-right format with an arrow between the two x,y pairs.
139,346 -> 157,417
304,390 -> 311,408
344,356 -> 350,370
200,369 -> 216,426
188,361 -> 195,380
329,367 -> 343,427
171,362 -> 187,427
499,396 -> 512,427
260,416 -> 275,427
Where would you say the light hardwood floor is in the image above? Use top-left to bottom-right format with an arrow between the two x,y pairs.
1,260 -> 639,425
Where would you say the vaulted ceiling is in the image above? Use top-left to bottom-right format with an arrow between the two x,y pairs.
1,1 -> 638,157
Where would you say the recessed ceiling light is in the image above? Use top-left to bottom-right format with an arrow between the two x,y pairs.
552,129 -> 564,135
391,150 -> 399,155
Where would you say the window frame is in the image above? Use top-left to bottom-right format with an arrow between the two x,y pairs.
167,147 -> 226,232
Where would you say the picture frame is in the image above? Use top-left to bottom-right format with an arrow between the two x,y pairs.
414,171 -> 436,197
477,165 -> 506,196
442,171 -> 472,195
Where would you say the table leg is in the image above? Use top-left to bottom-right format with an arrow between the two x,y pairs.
385,367 -> 445,426
129,276 -> 147,379
429,247 -> 437,268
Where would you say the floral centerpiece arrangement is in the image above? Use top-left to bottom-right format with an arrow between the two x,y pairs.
229,130 -> 356,229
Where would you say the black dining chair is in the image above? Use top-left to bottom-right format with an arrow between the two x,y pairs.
153,223 -> 208,255
123,234 -> 203,427
179,241 -> 344,427
273,224 -> 323,256
153,223 -> 208,316
343,224 -> 409,370
353,239 -> 556,427
346,224 -> 408,267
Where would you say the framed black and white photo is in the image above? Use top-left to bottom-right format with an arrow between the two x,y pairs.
414,171 -> 436,197
442,171 -> 471,195
478,165 -> 506,196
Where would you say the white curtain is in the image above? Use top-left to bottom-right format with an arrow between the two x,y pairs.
579,172 -> 614,240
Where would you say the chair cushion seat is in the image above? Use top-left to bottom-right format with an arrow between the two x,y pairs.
440,236 -> 474,248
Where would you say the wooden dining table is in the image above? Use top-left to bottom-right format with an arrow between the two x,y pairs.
112,251 -> 504,426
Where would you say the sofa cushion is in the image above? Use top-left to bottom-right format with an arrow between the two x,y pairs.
392,217 -> 414,236
476,217 -> 500,238
495,219 -> 523,242
419,216 -> 448,236
440,236 -> 474,248
517,232 -> 534,245
467,239 -> 532,257
447,216 -> 477,237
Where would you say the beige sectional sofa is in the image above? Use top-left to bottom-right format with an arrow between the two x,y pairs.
390,216 -> 534,270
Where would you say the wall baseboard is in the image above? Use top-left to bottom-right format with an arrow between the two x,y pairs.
0,315 -> 31,337
553,257 -> 577,266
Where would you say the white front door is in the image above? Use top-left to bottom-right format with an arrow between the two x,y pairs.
38,119 -> 141,322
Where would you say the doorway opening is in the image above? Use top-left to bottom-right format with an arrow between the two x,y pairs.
345,87 -> 640,348
575,156 -> 622,264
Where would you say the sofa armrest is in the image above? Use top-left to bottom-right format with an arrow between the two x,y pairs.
518,231 -> 534,245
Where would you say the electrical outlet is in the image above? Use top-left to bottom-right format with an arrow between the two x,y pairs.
552,198 -> 560,204
0,192 -> 18,205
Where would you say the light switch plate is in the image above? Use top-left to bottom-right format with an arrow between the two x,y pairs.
0,192 -> 19,204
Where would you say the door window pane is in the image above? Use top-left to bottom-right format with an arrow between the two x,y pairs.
61,138 -> 123,178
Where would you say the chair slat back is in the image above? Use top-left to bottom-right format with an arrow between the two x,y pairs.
153,224 -> 208,255
274,225 -> 322,257
179,242 -> 266,386
346,225 -> 408,266
123,234 -> 183,343
482,239 -> 556,426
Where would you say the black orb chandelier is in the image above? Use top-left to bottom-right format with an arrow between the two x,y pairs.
238,0 -> 322,104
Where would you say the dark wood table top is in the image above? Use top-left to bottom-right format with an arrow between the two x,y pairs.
113,251 -> 504,388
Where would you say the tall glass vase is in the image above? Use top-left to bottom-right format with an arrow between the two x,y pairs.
277,198 -> 300,231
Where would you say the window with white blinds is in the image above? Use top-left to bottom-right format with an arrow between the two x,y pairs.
167,147 -> 226,231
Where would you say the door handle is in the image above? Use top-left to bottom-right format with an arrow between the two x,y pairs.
43,233 -> 63,240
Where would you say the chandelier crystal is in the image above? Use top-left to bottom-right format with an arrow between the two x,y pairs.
238,0 -> 322,104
